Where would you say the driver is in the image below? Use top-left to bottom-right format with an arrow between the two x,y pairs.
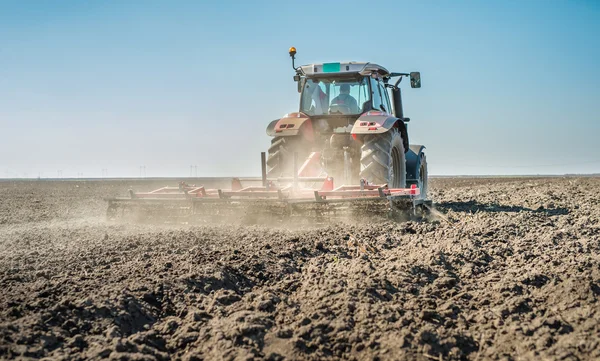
330,84 -> 359,114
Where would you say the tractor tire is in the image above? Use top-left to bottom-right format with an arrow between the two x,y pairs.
417,152 -> 428,199
266,137 -> 307,178
359,128 -> 406,188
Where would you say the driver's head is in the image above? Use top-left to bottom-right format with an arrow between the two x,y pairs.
340,84 -> 350,94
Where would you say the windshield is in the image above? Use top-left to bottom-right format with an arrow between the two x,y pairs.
300,77 -> 370,116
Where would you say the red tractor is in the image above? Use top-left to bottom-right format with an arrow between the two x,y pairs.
266,47 -> 428,198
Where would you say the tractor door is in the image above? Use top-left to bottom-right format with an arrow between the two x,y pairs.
369,77 -> 392,115
380,82 -> 392,115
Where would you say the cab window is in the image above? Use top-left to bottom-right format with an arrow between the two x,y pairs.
301,78 -> 369,115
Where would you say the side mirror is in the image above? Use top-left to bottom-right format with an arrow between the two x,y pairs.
410,72 -> 421,88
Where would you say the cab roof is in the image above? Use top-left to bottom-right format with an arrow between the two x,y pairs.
300,62 -> 390,78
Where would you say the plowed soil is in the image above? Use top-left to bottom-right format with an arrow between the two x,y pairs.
1,177 -> 599,360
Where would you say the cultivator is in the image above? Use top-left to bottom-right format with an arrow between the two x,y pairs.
106,48 -> 433,223
105,152 -> 432,224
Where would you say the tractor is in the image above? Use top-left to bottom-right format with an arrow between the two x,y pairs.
265,47 -> 427,199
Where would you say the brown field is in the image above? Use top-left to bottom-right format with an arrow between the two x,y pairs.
0,177 -> 599,360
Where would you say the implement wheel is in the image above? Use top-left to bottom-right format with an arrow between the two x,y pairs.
359,128 -> 406,188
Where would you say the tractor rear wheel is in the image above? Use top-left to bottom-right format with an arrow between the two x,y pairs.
266,137 -> 307,178
359,128 -> 406,188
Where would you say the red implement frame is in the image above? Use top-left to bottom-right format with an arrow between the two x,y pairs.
105,152 -> 431,214
117,179 -> 421,202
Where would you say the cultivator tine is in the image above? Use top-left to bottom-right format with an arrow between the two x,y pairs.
261,152 -> 267,187
293,151 -> 299,191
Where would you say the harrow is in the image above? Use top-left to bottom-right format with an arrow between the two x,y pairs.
105,152 -> 432,224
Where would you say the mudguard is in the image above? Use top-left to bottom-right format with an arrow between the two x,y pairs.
265,119 -> 279,137
350,111 -> 397,135
351,111 -> 409,153
406,144 -> 426,184
266,112 -> 313,141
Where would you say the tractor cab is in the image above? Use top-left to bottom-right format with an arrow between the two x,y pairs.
296,62 -> 393,117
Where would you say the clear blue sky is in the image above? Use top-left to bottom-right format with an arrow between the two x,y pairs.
1,0 -> 599,177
